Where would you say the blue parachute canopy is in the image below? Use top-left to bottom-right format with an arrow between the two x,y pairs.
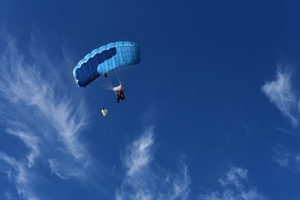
73,41 -> 141,87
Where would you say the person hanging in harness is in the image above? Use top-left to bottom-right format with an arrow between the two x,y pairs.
116,87 -> 125,103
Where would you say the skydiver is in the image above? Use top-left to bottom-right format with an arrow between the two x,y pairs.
116,88 -> 125,103
120,88 -> 125,100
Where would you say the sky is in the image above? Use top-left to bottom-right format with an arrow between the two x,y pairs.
0,1 -> 300,200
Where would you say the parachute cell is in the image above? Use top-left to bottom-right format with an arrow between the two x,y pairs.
73,41 -> 141,87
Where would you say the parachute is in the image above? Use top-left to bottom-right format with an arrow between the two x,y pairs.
73,41 -> 141,87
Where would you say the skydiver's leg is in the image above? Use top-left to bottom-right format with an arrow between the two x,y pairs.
104,73 -> 108,78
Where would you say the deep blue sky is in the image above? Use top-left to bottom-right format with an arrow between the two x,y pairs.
1,1 -> 300,200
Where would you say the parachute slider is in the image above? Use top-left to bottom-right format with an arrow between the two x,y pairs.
101,108 -> 108,116
113,84 -> 122,92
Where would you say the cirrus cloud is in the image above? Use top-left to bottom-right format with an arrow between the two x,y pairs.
198,167 -> 266,200
262,66 -> 300,127
115,127 -> 191,200
0,29 -> 99,199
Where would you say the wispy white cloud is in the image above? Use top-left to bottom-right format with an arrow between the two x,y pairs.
276,127 -> 295,135
261,66 -> 300,127
157,160 -> 191,200
0,30 -> 97,199
219,167 -> 248,189
198,167 -> 266,200
6,129 -> 40,168
0,152 -> 39,200
115,127 -> 191,200
4,191 -> 13,200
124,128 -> 154,177
273,145 -> 300,171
